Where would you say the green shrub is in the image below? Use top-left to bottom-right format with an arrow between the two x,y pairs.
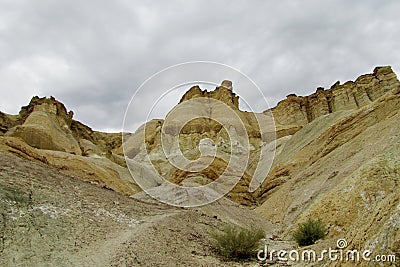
3,187 -> 31,205
210,224 -> 265,260
293,218 -> 327,246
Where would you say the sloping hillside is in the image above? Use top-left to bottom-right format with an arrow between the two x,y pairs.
0,153 -> 275,266
1,66 -> 399,266
255,75 -> 400,264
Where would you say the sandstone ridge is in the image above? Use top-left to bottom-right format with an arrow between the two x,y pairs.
179,80 -> 239,108
1,96 -> 124,155
269,66 -> 400,130
1,66 -> 400,266
0,96 -> 139,195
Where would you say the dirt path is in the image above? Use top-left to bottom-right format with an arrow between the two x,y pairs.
1,153 -> 275,266
68,212 -> 182,266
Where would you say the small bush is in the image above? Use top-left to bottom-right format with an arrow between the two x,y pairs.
3,187 -> 31,205
210,224 -> 265,260
293,218 -> 327,246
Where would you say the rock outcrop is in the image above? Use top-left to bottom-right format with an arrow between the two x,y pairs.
179,80 -> 239,108
0,112 -> 16,134
6,97 -> 81,154
255,82 -> 400,258
71,120 -> 124,154
1,96 -> 139,195
3,96 -> 124,156
268,66 -> 400,134
124,69 -> 400,206
1,66 -> 400,266
123,81 -> 277,205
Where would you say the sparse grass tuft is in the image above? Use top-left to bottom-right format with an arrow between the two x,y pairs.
293,218 -> 327,246
2,187 -> 30,205
210,224 -> 264,260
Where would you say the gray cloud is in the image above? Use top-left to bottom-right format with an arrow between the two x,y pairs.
1,0 -> 399,132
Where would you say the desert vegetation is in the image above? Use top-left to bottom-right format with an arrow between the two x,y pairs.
210,224 -> 265,260
293,218 -> 327,246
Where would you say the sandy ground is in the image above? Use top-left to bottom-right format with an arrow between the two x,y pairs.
0,153 -> 278,266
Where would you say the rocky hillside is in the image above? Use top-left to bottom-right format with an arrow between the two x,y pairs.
256,86 -> 400,260
268,66 -> 399,137
1,153 -> 276,266
0,96 -> 138,195
122,65 -> 400,265
122,80 -> 276,206
0,96 -> 124,156
1,66 -> 399,266
253,66 -> 400,265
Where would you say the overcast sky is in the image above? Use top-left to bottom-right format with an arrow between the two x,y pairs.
1,0 -> 399,132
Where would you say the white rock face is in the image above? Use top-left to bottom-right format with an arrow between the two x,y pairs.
199,138 -> 216,157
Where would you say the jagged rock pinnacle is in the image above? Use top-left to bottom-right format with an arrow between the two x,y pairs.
179,80 -> 239,108
221,80 -> 233,90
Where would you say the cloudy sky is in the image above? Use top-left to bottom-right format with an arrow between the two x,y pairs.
1,0 -> 399,132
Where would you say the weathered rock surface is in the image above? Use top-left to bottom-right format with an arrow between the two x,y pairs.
71,120 -> 124,155
7,110 -> 82,155
1,66 -> 400,266
179,81 -> 239,108
123,81 -> 276,205
268,66 -> 400,136
0,137 -> 140,196
5,97 -> 81,154
0,112 -> 17,134
170,156 -> 256,206
255,86 -> 400,260
2,96 -> 123,155
1,96 -> 138,195
0,153 -> 274,266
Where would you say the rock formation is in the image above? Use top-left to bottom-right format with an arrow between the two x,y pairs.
179,81 -> 239,108
123,68 -> 400,207
0,96 -> 138,195
0,112 -> 15,134
123,80 -> 278,205
268,66 -> 400,135
255,70 -> 400,258
5,96 -> 80,154
2,96 -> 125,156
1,66 -> 400,265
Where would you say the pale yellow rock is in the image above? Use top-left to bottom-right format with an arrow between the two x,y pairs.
6,110 -> 82,155
0,136 -> 140,196
267,66 -> 400,138
255,87 -> 400,255
79,138 -> 104,157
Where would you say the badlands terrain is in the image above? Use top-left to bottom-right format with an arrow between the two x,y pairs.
1,66 -> 399,266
